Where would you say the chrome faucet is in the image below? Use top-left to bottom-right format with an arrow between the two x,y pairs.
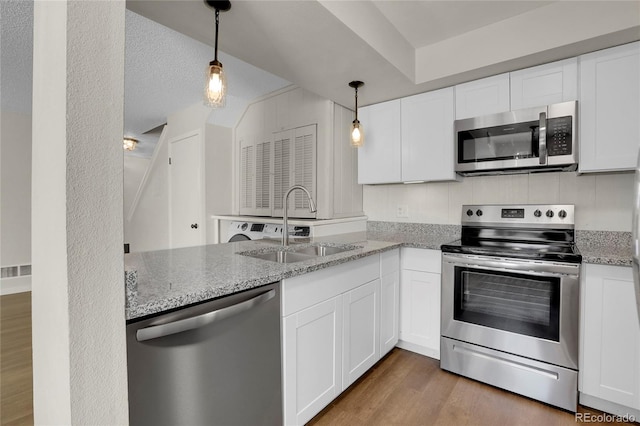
282,185 -> 317,246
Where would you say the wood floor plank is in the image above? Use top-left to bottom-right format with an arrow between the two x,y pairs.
310,348 -> 638,426
1,292 -> 33,426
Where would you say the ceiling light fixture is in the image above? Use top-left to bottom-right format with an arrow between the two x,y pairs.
204,0 -> 231,108
123,137 -> 138,151
349,81 -> 364,147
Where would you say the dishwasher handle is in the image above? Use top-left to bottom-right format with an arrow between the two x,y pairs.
136,288 -> 276,342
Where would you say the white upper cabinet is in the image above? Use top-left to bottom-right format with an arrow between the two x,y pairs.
579,42 -> 640,173
358,89 -> 456,185
357,99 -> 402,184
510,58 -> 578,110
455,73 -> 510,119
456,58 -> 578,119
401,87 -> 456,182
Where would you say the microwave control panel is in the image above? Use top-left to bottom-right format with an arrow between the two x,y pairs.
546,116 -> 572,156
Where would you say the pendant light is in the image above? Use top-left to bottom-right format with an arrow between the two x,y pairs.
204,0 -> 231,108
123,137 -> 138,151
349,81 -> 364,147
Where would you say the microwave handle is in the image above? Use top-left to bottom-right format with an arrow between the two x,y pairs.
539,111 -> 547,164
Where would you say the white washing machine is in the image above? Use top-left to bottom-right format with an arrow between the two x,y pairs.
226,221 -> 310,242
226,222 -> 281,242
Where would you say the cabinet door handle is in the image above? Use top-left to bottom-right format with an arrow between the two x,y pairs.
191,223 -> 198,229
136,289 -> 276,342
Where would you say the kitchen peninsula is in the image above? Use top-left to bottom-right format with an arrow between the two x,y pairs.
124,235 -> 400,320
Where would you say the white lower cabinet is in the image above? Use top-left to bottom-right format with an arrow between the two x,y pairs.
380,249 -> 400,356
342,279 -> 380,388
580,263 -> 640,417
283,296 -> 343,426
281,250 -> 400,425
397,248 -> 442,359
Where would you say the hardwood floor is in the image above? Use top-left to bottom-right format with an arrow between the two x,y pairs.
309,348 -> 637,426
0,293 -> 635,426
1,292 -> 33,426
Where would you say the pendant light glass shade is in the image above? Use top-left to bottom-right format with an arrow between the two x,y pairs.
351,119 -> 364,147
348,80 -> 364,147
205,60 -> 226,107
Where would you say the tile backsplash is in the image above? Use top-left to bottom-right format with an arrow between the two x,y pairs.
363,171 -> 634,231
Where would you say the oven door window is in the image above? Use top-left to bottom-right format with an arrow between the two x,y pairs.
458,121 -> 539,163
454,266 -> 560,341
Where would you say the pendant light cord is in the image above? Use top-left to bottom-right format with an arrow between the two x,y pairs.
354,86 -> 359,121
214,9 -> 220,62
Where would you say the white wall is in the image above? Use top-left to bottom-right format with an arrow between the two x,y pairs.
124,155 -> 150,216
31,0 -> 128,423
0,110 -> 32,294
125,129 -> 170,252
363,171 -> 634,232
205,123 -> 233,243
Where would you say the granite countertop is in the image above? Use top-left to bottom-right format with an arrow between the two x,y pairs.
125,223 -> 633,321
575,230 -> 633,267
366,222 -> 632,267
125,233 -> 401,321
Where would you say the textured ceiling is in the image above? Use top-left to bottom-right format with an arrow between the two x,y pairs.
0,1 -> 290,158
123,9 -> 290,157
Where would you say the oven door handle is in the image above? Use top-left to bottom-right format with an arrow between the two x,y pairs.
442,253 -> 579,276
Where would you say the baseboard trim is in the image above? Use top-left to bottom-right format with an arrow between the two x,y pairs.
579,392 -> 640,420
397,340 -> 440,360
1,276 -> 32,295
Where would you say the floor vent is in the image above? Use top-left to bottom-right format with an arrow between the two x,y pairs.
1,264 -> 32,278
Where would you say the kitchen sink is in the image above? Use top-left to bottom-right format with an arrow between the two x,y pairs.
239,243 -> 361,264
247,251 -> 315,263
290,245 -> 354,257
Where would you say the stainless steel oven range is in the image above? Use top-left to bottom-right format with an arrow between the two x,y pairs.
440,204 -> 582,412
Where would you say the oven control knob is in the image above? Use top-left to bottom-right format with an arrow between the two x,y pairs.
534,209 -> 542,217
558,209 -> 567,219
466,209 -> 474,217
476,209 -> 483,217
546,210 -> 554,218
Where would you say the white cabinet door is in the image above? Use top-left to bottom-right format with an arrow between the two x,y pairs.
238,135 -> 255,215
579,42 -> 640,173
283,296 -> 343,426
380,270 -> 399,356
580,264 -> 640,411
271,125 -> 317,218
272,129 -> 292,217
357,99 -> 402,184
290,125 -> 317,218
254,136 -> 272,216
399,269 -> 441,359
455,73 -> 510,119
401,87 -> 456,182
342,279 -> 380,388
510,58 -> 578,110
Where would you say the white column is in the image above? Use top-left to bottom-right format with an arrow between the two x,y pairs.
31,1 -> 128,424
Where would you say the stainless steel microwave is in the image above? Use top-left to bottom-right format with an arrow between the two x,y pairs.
455,101 -> 577,175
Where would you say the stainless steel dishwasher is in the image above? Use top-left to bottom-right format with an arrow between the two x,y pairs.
126,282 -> 282,425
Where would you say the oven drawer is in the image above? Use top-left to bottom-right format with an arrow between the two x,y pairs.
441,337 -> 578,412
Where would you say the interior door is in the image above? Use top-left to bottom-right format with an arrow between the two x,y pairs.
170,132 -> 204,248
